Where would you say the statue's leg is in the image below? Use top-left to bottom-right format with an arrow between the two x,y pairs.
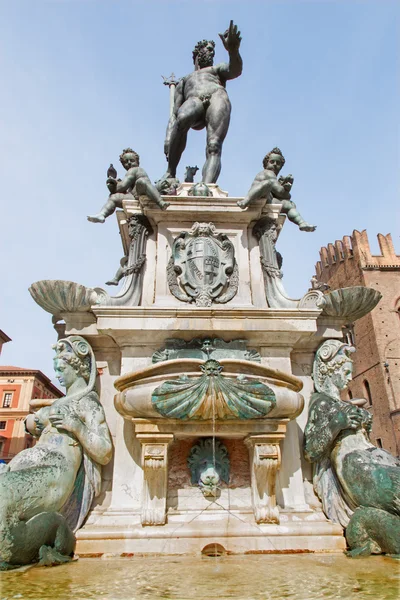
165,98 -> 205,178
136,177 -> 170,210
203,92 -> 231,183
87,195 -> 123,223
106,265 -> 124,286
237,181 -> 273,209
281,200 -> 316,232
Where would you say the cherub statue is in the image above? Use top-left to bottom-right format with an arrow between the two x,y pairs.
304,339 -> 400,556
0,336 -> 112,569
88,148 -> 169,223
238,148 -> 316,232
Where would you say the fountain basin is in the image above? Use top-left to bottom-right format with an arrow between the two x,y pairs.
114,359 -> 304,421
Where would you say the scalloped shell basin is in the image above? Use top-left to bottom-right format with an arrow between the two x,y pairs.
114,359 -> 304,421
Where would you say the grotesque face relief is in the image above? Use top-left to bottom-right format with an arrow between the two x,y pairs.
54,359 -> 78,389
201,359 -> 223,377
266,154 -> 284,176
187,438 -> 230,498
197,43 -> 215,69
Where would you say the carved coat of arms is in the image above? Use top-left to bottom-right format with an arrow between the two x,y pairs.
167,222 -> 238,307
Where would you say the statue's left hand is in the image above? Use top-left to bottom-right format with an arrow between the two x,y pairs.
219,20 -> 241,52
279,174 -> 294,191
106,177 -> 118,193
49,411 -> 82,434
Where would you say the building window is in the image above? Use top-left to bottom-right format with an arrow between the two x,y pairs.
348,389 -> 353,400
2,393 -> 12,408
0,422 -> 6,430
363,380 -> 372,406
376,438 -> 383,448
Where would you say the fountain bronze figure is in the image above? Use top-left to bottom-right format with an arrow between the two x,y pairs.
161,20 -> 242,186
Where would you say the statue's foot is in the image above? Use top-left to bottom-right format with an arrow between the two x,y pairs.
87,214 -> 105,224
299,223 -> 317,232
105,279 -> 119,286
38,545 -> 73,567
237,199 -> 249,209
159,200 -> 170,210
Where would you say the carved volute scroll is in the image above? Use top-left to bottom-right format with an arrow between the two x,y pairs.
107,215 -> 153,307
245,435 -> 282,524
167,222 -> 238,307
136,433 -> 174,526
253,217 -> 297,309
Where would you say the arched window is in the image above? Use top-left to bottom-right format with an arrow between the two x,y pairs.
363,379 -> 372,406
348,389 -> 353,400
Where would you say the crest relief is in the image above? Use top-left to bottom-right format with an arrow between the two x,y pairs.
167,222 -> 239,307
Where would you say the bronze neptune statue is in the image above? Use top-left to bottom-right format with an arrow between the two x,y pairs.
0,336 -> 112,569
161,20 -> 242,185
304,339 -> 400,556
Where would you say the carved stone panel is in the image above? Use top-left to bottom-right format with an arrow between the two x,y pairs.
152,337 -> 261,364
167,222 -> 238,307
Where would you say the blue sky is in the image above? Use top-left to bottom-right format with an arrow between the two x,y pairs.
0,0 -> 399,381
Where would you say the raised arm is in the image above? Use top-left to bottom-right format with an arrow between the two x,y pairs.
106,170 -> 136,194
77,397 -> 112,465
164,79 -> 184,158
270,178 -> 292,200
217,21 -> 242,81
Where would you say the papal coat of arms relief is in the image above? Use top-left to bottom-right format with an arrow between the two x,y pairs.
167,222 -> 239,307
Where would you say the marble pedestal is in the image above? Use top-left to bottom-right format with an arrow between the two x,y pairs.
60,188 -> 347,555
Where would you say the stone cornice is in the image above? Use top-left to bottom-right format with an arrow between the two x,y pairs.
0,409 -> 30,419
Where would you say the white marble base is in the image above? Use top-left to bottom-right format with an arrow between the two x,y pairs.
77,509 -> 345,555
63,191 -> 349,556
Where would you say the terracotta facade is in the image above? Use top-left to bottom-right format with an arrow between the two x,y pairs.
0,367 -> 63,461
315,230 -> 400,455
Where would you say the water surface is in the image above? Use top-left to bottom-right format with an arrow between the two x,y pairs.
1,554 -> 399,600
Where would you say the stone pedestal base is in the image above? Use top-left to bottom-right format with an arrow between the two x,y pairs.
76,510 -> 345,555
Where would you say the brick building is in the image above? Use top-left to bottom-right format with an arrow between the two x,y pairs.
0,367 -> 63,462
315,230 -> 400,456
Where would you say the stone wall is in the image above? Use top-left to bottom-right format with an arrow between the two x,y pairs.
315,230 -> 400,456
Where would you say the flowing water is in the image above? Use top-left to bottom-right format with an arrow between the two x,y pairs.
0,554 -> 399,600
